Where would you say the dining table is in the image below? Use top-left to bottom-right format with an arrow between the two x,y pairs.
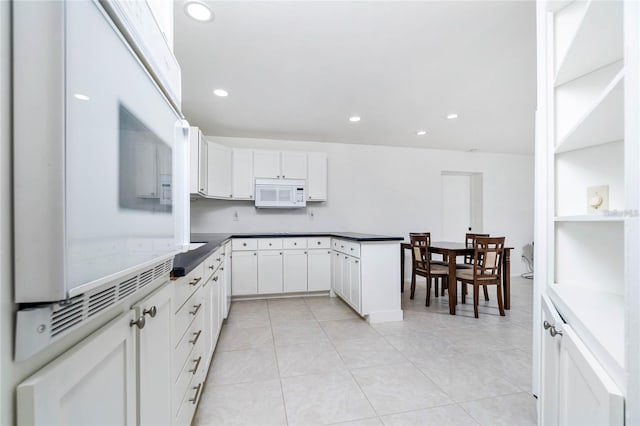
400,241 -> 512,315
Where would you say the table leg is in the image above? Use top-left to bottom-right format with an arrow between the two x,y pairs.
400,245 -> 405,292
448,254 -> 457,315
503,248 -> 511,310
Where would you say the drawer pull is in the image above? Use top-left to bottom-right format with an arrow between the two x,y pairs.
189,383 -> 202,404
213,276 -> 219,282
269,243 -> 272,246
294,242 -> 297,245
143,306 -> 157,318
189,277 -> 202,286
355,260 -> 359,264
189,356 -> 202,374
190,304 -> 202,316
190,330 -> 202,345
209,265 -> 214,270
350,248 -> 354,251
221,267 -> 224,271
243,242 -> 247,246
304,251 -> 307,254
317,241 -> 321,245
216,257 -> 221,261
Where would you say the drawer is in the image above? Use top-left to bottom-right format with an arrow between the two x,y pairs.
175,378 -> 201,426
173,308 -> 204,382
258,238 -> 283,250
308,237 -> 330,249
232,238 -> 258,251
172,286 -> 203,348
174,339 -> 204,418
283,238 -> 307,249
204,248 -> 223,277
173,262 -> 205,313
345,241 -> 361,258
334,239 -> 349,253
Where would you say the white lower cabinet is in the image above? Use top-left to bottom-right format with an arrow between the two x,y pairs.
134,283 -> 173,426
540,296 -> 623,425
231,251 -> 258,295
332,251 -> 344,297
307,249 -> 331,291
283,250 -> 308,292
17,311 -> 138,426
348,256 -> 361,312
258,251 -> 283,294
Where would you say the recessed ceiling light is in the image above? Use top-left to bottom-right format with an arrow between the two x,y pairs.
213,89 -> 228,97
185,1 -> 213,22
416,130 -> 427,136
73,93 -> 90,101
349,116 -> 361,122
447,113 -> 459,119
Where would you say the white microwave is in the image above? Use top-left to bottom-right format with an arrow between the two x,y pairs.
255,179 -> 307,208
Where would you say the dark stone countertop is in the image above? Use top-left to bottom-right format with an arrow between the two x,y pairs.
172,232 -> 402,277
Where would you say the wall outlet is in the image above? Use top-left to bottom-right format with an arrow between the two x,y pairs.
309,209 -> 315,220
233,211 -> 239,221
587,185 -> 609,214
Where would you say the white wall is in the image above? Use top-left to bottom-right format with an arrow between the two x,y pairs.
191,136 -> 535,275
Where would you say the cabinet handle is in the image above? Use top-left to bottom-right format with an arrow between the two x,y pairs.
200,188 -> 205,191
308,196 -> 311,199
304,251 -> 307,254
269,243 -> 272,246
543,320 -> 563,337
317,241 -> 321,245
543,320 -> 552,330
355,260 -> 359,264
229,194 -> 232,197
189,277 -> 202,286
350,248 -> 354,251
217,257 -> 221,261
129,316 -> 146,329
190,330 -> 202,345
189,383 -> 202,404
254,253 -> 257,256
243,243 -> 247,246
209,265 -> 214,270
294,242 -> 297,245
280,252 -> 283,255
213,276 -> 219,282
143,306 -> 157,318
189,356 -> 202,374
221,267 -> 224,271
190,303 -> 202,316
345,256 -> 348,259
250,195 -> 253,198
327,251 -> 330,254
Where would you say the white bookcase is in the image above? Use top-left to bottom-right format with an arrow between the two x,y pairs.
535,0 -> 639,424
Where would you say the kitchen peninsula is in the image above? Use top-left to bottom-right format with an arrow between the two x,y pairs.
174,233 -> 404,323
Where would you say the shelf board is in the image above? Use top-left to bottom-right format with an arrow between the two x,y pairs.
548,284 -> 625,389
554,215 -> 624,222
554,0 -> 623,87
555,63 -> 624,153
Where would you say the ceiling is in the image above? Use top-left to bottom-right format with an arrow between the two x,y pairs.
174,1 -> 536,155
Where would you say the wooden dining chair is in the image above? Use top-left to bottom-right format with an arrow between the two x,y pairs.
456,232 -> 490,299
455,236 -> 505,318
410,233 -> 448,306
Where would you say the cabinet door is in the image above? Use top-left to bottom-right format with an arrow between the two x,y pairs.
201,277 -> 214,365
17,312 -> 137,426
341,254 -> 351,304
198,135 -> 207,194
133,283 -> 173,426
206,141 -> 232,198
231,251 -> 258,295
281,151 -> 307,179
253,150 -> 280,178
258,251 -> 283,294
231,148 -> 254,199
223,241 -> 232,318
189,127 -> 202,194
332,251 -> 343,296
283,250 -> 308,292
349,257 -> 361,312
308,250 -> 331,291
558,323 -> 624,425
540,295 -> 562,426
307,152 -> 327,201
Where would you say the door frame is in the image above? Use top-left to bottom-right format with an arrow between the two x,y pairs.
440,171 -> 484,237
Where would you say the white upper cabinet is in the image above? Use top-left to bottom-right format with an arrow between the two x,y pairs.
206,141 -> 232,199
307,152 -> 327,201
231,148 -> 254,199
253,150 -> 281,179
189,127 -> 206,195
280,151 -> 307,179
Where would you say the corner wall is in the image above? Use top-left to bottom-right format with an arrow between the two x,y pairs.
191,136 -> 535,275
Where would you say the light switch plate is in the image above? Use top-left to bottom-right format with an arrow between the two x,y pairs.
587,185 -> 609,214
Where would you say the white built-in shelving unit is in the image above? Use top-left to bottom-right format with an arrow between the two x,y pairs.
535,0 -> 640,424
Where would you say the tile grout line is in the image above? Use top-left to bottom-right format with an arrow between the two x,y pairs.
268,300 -> 292,426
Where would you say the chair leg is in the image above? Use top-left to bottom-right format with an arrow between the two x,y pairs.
483,285 -> 489,301
460,280 -> 466,304
473,284 -> 480,318
434,278 -> 439,298
426,279 -> 432,307
496,284 -> 505,316
441,279 -> 446,296
410,271 -> 416,300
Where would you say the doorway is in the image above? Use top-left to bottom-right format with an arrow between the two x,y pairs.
441,172 -> 483,241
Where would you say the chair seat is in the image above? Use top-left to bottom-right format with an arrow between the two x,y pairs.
415,264 -> 449,276
455,263 -> 473,269
456,270 -> 499,282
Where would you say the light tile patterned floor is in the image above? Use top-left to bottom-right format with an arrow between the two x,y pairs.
194,276 -> 537,426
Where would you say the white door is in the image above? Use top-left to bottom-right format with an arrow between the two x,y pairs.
441,174 -> 471,241
133,283 -> 173,426
349,257 -> 361,312
281,151 -> 307,179
258,251 -> 283,294
332,251 -> 343,296
231,148 -> 254,199
283,250 -> 308,292
308,250 -> 331,291
231,251 -> 258,295
253,150 -> 280,178
307,153 -> 328,201
540,295 -> 562,426
17,312 -> 137,426
206,141 -> 232,198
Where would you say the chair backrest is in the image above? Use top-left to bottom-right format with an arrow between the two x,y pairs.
465,233 -> 490,264
473,236 -> 505,278
410,233 -> 431,269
